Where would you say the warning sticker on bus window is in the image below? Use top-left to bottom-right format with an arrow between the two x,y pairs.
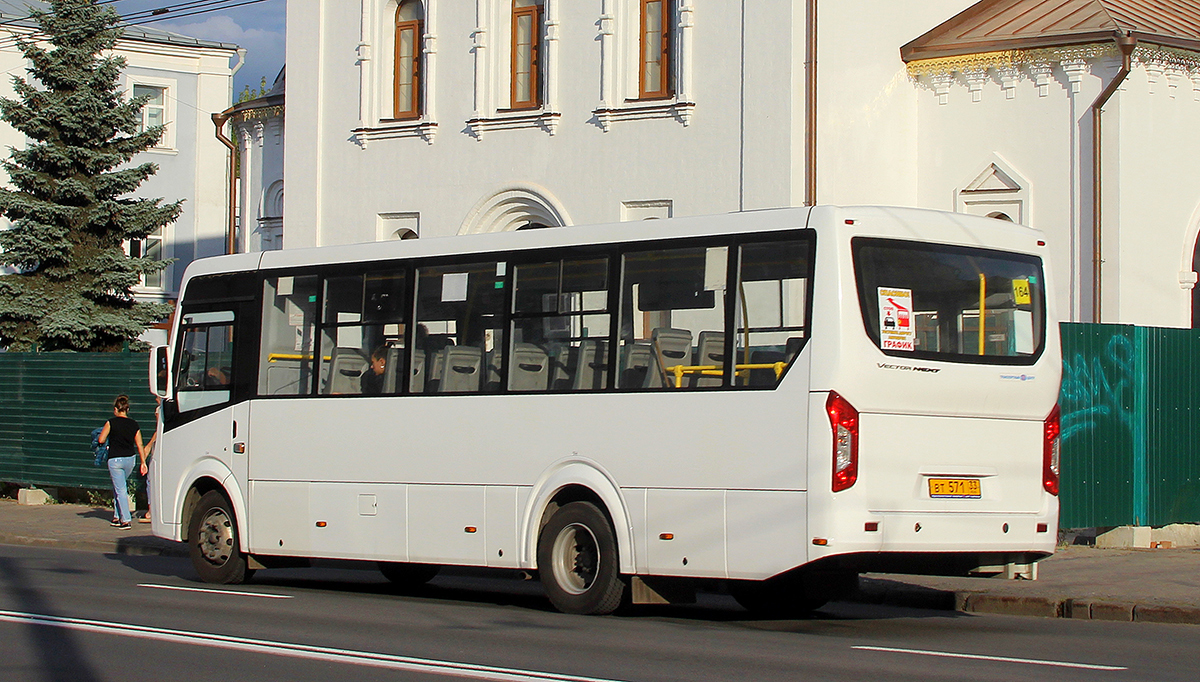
878,288 -> 914,351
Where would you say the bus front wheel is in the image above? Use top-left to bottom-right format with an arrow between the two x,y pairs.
188,490 -> 254,584
537,501 -> 625,615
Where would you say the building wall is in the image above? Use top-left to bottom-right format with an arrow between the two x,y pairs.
284,1 -> 1200,329
1114,63 -> 1200,328
120,40 -> 240,300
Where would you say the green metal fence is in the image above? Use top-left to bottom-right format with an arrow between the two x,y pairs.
1060,323 -> 1200,528
0,351 -> 154,490
3,330 -> 1200,526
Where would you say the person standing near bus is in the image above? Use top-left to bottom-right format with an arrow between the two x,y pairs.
98,395 -> 148,530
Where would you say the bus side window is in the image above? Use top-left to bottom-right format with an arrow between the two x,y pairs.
413,262 -> 507,394
734,239 -> 812,388
175,311 -> 236,413
259,275 -> 319,396
509,257 -> 610,392
619,246 -> 726,390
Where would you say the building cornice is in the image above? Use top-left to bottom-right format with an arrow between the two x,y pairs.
907,42 -> 1200,79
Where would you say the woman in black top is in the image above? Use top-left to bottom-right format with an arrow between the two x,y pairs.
98,395 -> 147,529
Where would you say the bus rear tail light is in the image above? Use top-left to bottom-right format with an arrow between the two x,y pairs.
827,391 -> 859,492
1043,404 -> 1061,496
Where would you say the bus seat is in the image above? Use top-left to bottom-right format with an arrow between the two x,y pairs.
438,346 -> 483,393
749,349 -> 785,387
647,328 -> 693,389
549,343 -> 577,390
620,342 -> 653,388
510,343 -> 549,392
324,347 -> 368,394
486,348 -> 502,391
573,339 -> 608,390
426,346 -> 448,392
785,336 -> 805,361
382,346 -> 403,393
694,330 -> 725,387
409,350 -> 427,393
265,361 -> 303,395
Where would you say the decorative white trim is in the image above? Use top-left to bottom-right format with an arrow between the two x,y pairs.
997,64 -> 1020,99
598,1 -> 694,117
352,120 -> 439,147
467,110 -> 561,139
1029,62 -> 1054,97
1061,58 -> 1089,93
593,99 -> 696,131
361,1 -> 437,132
956,154 -> 1030,225
460,183 -> 572,234
931,73 -> 954,105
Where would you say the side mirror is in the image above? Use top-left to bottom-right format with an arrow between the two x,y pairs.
150,345 -> 170,398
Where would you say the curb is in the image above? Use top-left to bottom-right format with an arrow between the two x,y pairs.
853,579 -> 1200,625
0,533 -> 189,559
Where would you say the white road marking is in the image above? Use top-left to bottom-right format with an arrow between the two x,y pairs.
0,610 -> 631,682
853,645 -> 1127,671
138,583 -> 293,599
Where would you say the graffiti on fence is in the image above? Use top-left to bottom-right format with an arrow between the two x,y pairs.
1059,333 -> 1135,443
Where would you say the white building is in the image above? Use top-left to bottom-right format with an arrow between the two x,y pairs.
224,69 -> 286,253
0,1 -> 242,305
283,0 -> 1200,328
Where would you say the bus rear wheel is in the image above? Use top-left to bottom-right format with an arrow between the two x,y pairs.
188,490 -> 254,584
537,501 -> 625,615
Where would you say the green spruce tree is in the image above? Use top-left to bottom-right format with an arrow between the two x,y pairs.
0,0 -> 180,352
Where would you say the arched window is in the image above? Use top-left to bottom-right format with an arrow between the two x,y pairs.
393,0 -> 424,120
511,0 -> 543,109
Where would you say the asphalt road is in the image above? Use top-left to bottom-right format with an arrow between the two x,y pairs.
0,544 -> 1197,682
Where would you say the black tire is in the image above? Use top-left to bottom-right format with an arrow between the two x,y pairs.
188,490 -> 254,584
378,562 -> 440,589
537,501 -> 626,615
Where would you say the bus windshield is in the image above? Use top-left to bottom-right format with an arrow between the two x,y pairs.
853,237 -> 1046,364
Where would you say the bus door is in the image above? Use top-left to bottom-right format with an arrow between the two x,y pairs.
163,274 -> 260,526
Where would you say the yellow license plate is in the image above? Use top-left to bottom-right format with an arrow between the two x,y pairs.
928,478 -> 981,499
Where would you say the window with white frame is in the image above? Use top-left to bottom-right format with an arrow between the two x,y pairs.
128,227 -> 166,290
510,0 -> 544,110
128,77 -> 176,149
595,0 -> 693,129
392,0 -> 424,120
135,85 -> 166,131
638,0 -> 672,99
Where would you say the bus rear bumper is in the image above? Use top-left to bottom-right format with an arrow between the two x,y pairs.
801,550 -> 1052,578
805,511 -> 1056,577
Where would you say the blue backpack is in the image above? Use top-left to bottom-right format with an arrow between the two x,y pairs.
90,427 -> 109,467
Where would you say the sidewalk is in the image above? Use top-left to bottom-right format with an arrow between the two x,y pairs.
1,498 -> 1198,623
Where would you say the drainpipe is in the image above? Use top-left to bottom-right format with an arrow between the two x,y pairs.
1091,31 -> 1137,322
804,0 -> 817,206
212,111 -> 238,255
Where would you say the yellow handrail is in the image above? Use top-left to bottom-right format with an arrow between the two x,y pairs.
668,363 -> 786,388
978,273 -> 986,356
267,353 -> 332,362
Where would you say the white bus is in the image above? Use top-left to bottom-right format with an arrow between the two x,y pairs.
149,206 -> 1061,615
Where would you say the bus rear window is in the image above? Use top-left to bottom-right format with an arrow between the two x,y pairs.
852,238 -> 1045,365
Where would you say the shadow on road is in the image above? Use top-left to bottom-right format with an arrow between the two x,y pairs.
105,554 -> 967,626
0,556 -> 104,682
